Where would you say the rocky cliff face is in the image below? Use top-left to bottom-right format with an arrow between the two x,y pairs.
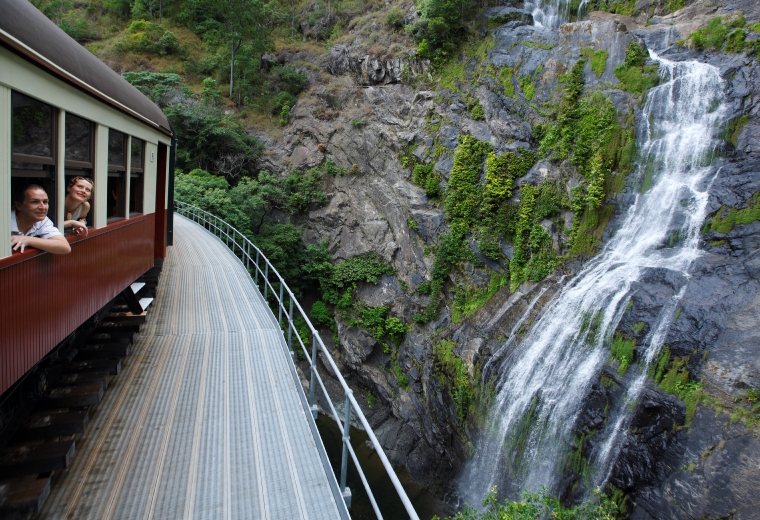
257,0 -> 760,516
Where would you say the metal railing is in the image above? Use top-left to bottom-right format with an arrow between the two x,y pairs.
174,201 -> 419,520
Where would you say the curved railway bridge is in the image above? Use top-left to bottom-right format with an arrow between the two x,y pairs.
33,211 -> 415,519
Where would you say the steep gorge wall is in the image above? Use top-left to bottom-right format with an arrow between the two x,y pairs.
258,1 -> 760,516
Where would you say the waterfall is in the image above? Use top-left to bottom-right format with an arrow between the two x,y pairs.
527,0 -> 588,29
461,53 -> 727,503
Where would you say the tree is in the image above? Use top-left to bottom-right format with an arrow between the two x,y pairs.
196,0 -> 278,98
165,103 -> 262,181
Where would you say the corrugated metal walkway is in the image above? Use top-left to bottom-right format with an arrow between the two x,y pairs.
38,215 -> 345,520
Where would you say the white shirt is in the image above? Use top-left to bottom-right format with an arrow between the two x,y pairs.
11,210 -> 62,238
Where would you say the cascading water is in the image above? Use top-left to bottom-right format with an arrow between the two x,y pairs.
527,0 -> 588,28
461,50 -> 727,503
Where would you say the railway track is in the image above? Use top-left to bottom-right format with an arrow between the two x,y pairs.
0,261 -> 163,519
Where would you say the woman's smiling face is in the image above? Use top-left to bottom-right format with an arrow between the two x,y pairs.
68,178 -> 93,202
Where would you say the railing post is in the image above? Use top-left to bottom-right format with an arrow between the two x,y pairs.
340,392 -> 352,509
255,251 -> 260,285
263,263 -> 269,300
278,283 -> 284,326
308,336 -> 318,419
287,298 -> 293,352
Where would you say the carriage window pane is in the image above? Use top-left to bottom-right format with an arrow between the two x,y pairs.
131,139 -> 143,171
65,113 -> 92,163
12,92 -> 53,158
108,129 -> 125,168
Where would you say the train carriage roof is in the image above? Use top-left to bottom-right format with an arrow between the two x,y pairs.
0,0 -> 172,136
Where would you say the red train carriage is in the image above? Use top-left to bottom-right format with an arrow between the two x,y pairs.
0,0 -> 175,396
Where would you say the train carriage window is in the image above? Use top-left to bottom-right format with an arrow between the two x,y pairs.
107,129 -> 126,219
11,92 -> 57,222
130,138 -> 144,214
65,114 -> 95,227
65,113 -> 93,166
12,92 -> 54,160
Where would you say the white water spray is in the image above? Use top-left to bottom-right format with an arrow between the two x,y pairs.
527,0 -> 587,29
461,52 -> 727,503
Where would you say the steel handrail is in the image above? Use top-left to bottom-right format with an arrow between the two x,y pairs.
174,201 -> 419,520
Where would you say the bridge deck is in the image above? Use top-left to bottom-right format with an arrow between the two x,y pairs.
39,215 -> 345,520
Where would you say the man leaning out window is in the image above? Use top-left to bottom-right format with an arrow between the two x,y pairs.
11,184 -> 71,254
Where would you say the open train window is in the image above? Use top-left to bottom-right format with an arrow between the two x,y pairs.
65,113 -> 95,229
11,91 -> 57,222
129,138 -> 144,214
107,129 -> 126,219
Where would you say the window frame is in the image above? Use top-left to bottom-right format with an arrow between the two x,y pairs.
106,129 -> 127,221
64,112 -> 95,171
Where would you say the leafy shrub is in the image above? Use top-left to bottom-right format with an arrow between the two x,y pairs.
174,169 -> 251,231
283,167 -> 327,214
434,340 -> 472,422
581,47 -> 609,76
386,8 -> 405,30
653,350 -> 703,427
280,104 -> 291,126
272,91 -> 296,115
508,183 -> 562,290
438,486 -> 621,520
59,11 -> 98,42
200,77 -> 222,106
123,71 -> 193,106
724,28 -> 747,53
687,16 -> 730,51
409,0 -> 479,65
412,163 -> 442,198
613,42 -> 658,93
274,66 -> 309,96
478,237 -> 502,261
445,134 -> 492,226
166,104 -> 261,181
610,333 -> 636,376
310,301 -> 334,330
355,306 -> 407,345
114,20 -> 181,56
320,254 -> 395,305
470,100 -> 485,120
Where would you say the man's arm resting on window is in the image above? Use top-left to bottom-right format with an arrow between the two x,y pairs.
11,235 -> 72,254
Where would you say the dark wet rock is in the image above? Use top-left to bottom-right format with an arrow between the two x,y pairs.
608,388 -> 686,490
631,406 -> 760,520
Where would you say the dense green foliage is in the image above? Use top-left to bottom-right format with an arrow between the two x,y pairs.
121,71 -> 193,106
114,19 -> 182,56
167,103 -> 263,181
410,0 -> 499,65
412,163 -> 443,198
581,47 -> 609,77
436,486 -> 621,520
434,340 -> 473,422
508,183 -> 561,290
650,347 -> 703,427
445,135 -> 493,226
681,14 -> 758,55
409,131 -> 547,321
609,333 -> 636,376
539,57 -> 636,256
320,253 -> 396,306
613,42 -> 659,93
173,167 -> 331,297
